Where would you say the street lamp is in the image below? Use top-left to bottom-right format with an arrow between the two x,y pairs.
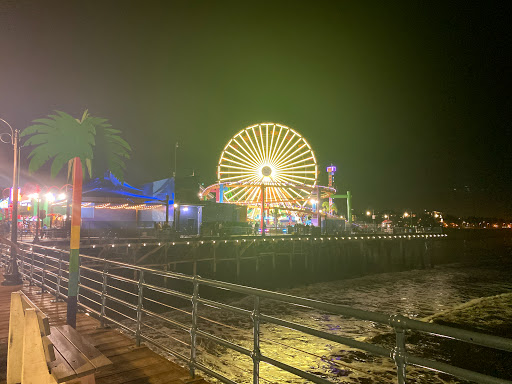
173,203 -> 179,232
173,141 -> 179,178
0,118 -> 22,285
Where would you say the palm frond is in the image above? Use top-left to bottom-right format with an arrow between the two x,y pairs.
51,153 -> 74,178
23,110 -> 130,181
85,158 -> 92,178
20,124 -> 55,137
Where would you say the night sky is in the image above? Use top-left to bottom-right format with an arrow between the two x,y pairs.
0,1 -> 510,218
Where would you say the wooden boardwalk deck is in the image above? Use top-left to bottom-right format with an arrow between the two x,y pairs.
0,269 -> 210,384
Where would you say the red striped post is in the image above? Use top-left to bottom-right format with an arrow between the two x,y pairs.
67,157 -> 82,328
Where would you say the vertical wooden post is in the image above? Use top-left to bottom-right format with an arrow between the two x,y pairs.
7,292 -> 24,384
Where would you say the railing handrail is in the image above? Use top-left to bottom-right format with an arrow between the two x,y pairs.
1,242 -> 511,384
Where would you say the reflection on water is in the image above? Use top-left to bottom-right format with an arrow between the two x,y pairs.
143,243 -> 512,383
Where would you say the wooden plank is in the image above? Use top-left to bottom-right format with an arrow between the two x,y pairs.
21,308 -> 53,383
96,361 -> 179,384
95,338 -> 136,353
42,335 -> 56,362
48,327 -> 96,378
53,325 -> 112,370
96,355 -> 163,377
19,291 -> 51,335
49,346 -> 80,383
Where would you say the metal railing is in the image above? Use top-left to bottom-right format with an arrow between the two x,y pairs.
1,242 -> 511,384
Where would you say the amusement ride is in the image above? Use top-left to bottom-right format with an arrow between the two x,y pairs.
200,123 -> 336,231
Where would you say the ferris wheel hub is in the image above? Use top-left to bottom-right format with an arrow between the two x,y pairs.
261,165 -> 272,177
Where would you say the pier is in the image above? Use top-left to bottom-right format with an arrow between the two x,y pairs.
1,240 -> 511,384
0,270 -> 209,384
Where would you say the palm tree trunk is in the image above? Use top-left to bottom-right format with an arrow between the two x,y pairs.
67,157 -> 82,328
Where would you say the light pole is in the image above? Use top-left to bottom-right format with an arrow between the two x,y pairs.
1,118 -> 22,285
173,141 -> 179,178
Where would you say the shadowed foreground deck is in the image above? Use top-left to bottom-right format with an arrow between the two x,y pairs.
0,269 -> 209,384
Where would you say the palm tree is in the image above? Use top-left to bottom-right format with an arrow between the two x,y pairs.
22,110 -> 131,327
322,201 -> 338,215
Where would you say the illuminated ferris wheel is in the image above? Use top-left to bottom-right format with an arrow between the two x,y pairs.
217,123 -> 318,207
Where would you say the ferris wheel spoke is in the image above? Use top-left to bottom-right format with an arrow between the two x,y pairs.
270,130 -> 296,165
275,138 -> 305,168
270,187 -> 280,204
262,124 -> 270,161
270,188 -> 281,203
278,161 -> 317,171
273,131 -> 300,163
219,174 -> 257,182
232,137 -> 262,167
278,170 -> 317,174
250,126 -> 264,163
269,129 -> 291,164
276,173 -> 314,186
281,174 -> 316,182
247,186 -> 261,203
258,125 -> 266,162
227,174 -> 262,186
275,187 -> 294,202
245,129 -> 264,163
275,147 -> 310,169
274,143 -> 307,167
286,187 -> 306,200
268,124 -> 277,164
265,124 -> 269,161
269,125 -> 285,163
226,186 -> 251,202
219,171 -> 257,175
227,142 -> 260,168
273,173 -> 300,185
278,154 -> 316,170
219,163 -> 257,172
234,187 -> 251,204
274,173 -> 308,185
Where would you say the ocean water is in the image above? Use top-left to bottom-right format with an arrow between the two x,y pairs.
136,240 -> 512,383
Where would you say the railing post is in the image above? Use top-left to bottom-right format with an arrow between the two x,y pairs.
54,251 -> 63,301
390,314 -> 407,384
30,247 -> 34,286
251,295 -> 261,384
100,260 -> 108,328
189,276 -> 199,378
135,270 -> 144,346
40,249 -> 47,293
20,247 -> 25,278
